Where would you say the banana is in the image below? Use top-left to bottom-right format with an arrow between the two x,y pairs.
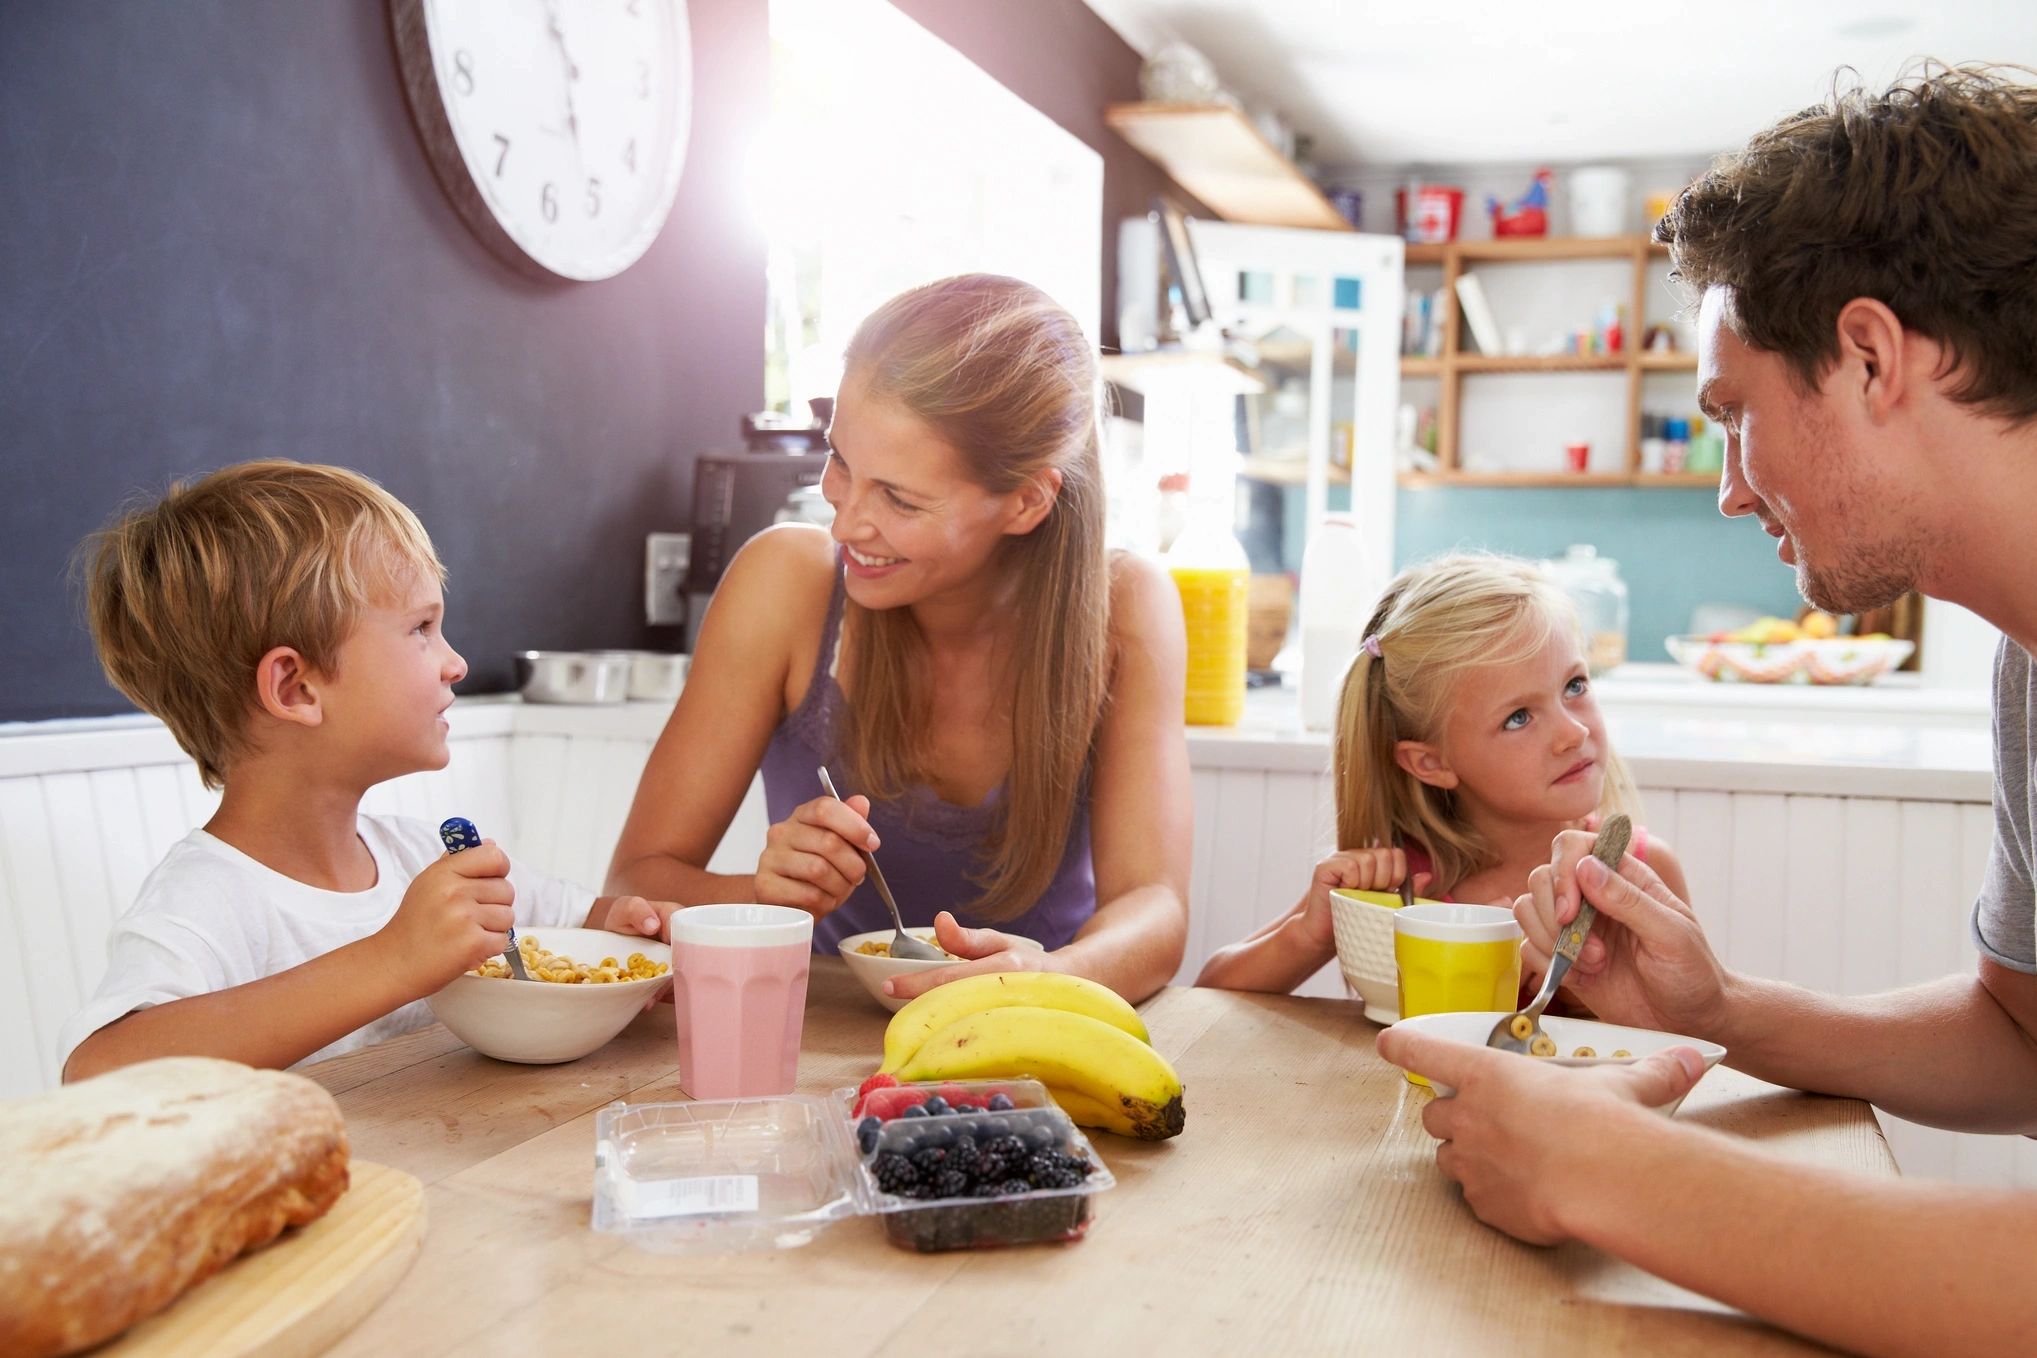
879,971 -> 1150,1074
893,1006 -> 1186,1140
1043,1085 -> 1144,1137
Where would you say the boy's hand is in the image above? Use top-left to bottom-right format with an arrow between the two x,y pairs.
1299,849 -> 1432,949
595,894 -> 679,941
377,840 -> 516,996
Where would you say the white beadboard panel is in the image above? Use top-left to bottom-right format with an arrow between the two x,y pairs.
1723,793 -> 1790,979
704,773 -> 772,879
1174,767 -> 1226,987
1781,797 -> 1847,995
0,780 -> 78,1091
507,733 -> 571,881
42,772 -> 116,1003
1669,790 -> 1734,961
1837,799 -> 1905,997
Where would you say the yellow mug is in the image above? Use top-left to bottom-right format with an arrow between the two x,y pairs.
1392,904 -> 1522,1086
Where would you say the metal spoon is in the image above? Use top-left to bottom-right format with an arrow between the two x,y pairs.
816,767 -> 946,961
1487,814 -> 1631,1055
439,816 -> 533,981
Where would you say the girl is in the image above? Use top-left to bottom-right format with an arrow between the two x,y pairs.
608,275 -> 1192,1003
1198,553 -> 1688,994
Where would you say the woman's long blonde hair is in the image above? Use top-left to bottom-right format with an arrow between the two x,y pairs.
1333,553 -> 1640,890
835,275 -> 1109,922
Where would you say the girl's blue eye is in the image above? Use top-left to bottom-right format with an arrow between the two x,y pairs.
1503,708 -> 1530,731
1565,675 -> 1588,697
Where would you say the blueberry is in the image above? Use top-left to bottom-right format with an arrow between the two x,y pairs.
978,1118 -> 1009,1139
856,1116 -> 881,1154
987,1093 -> 1015,1112
922,1096 -> 950,1117
1026,1125 -> 1057,1151
901,1104 -> 929,1119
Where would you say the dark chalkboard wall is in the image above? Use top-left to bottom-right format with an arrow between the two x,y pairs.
0,1 -> 768,721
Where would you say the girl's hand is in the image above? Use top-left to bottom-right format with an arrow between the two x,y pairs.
594,894 -> 678,941
1298,849 -> 1434,947
754,794 -> 876,915
883,911 -> 1060,1001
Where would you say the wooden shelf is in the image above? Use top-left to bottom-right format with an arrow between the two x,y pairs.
1098,349 -> 1268,396
1635,471 -> 1720,487
1638,351 -> 1699,371
1453,234 -> 1654,261
1104,102 -> 1353,232
1399,356 -> 1444,377
1254,337 -> 1355,377
1404,243 -> 1449,267
1455,354 -> 1627,373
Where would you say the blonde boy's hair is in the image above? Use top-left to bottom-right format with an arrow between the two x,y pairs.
80,460 -> 444,789
1332,553 -> 1640,889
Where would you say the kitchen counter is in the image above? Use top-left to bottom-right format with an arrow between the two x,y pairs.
304,959 -> 1893,1357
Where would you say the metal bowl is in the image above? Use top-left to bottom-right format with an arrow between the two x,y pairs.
590,650 -> 690,702
514,651 -> 633,704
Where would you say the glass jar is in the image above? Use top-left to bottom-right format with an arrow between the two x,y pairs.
1543,544 -> 1629,675
1165,498 -> 1250,726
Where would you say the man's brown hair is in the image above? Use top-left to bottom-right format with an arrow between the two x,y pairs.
1657,63 -> 2037,422
80,460 -> 444,788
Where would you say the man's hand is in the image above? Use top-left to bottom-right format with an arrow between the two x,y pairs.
373,841 -> 516,998
1516,831 -> 1734,1039
1376,1025 -> 1707,1244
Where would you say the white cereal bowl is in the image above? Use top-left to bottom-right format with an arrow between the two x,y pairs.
1387,1011 -> 1727,1114
1328,888 -> 1445,1024
428,927 -> 672,1064
836,928 -> 1043,1013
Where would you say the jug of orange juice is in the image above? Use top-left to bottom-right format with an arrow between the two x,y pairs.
1165,496 -> 1249,725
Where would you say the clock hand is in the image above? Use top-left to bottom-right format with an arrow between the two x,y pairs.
542,0 -> 586,176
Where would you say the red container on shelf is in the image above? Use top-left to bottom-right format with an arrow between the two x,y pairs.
1395,186 -> 1465,243
1565,442 -> 1591,472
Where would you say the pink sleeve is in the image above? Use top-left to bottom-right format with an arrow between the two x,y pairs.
1631,825 -> 1649,863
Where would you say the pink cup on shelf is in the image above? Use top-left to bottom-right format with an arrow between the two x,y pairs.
668,904 -> 814,1099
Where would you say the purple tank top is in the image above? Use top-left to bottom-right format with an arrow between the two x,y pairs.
758,569 -> 1097,956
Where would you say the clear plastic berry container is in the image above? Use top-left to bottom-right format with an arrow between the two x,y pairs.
590,1081 -> 1113,1256
835,1078 -> 1117,1253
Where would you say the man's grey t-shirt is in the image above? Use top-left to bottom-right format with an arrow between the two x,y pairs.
1973,638 -> 2037,972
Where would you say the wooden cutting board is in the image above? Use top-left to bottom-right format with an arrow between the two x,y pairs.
100,1162 -> 424,1358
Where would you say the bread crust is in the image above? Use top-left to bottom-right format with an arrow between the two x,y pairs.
0,1058 -> 350,1358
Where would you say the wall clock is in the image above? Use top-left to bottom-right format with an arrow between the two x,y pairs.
391,0 -> 692,281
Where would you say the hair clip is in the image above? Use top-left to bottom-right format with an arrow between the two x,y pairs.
1362,634 -> 1384,659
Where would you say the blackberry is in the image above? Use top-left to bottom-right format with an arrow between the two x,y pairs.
911,1146 -> 948,1175
974,1148 -> 1012,1182
872,1152 -> 920,1195
971,1181 -> 1005,1198
951,1134 -> 979,1158
931,1169 -> 970,1199
996,1178 -> 1032,1195
856,1116 -> 881,1155
987,1093 -> 1015,1112
922,1096 -> 950,1117
984,1135 -> 1028,1163
1031,1166 -> 1084,1190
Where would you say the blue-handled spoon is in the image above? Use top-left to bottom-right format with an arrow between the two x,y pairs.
439,816 -> 532,981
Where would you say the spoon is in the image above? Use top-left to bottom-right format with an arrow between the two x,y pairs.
1486,814 -> 1631,1055
816,768 -> 946,961
439,816 -> 533,981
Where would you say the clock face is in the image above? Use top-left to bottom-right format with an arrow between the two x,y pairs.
393,0 -> 692,281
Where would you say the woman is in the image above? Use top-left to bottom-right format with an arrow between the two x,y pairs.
607,274 -> 1190,1003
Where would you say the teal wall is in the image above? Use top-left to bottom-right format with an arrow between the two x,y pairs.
1390,486 -> 1806,662
1282,484 -> 1807,663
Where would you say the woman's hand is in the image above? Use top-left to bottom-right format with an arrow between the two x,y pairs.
883,911 -> 1061,1001
1297,849 -> 1433,950
754,794 -> 877,915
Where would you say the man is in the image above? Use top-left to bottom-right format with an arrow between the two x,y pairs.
1378,65 -> 2037,1358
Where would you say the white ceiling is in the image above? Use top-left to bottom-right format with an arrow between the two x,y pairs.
1081,0 -> 2037,165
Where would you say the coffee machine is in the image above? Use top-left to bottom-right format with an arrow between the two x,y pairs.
685,401 -> 834,647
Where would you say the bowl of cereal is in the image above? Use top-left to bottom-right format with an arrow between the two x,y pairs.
428,927 -> 673,1064
1386,1011 -> 1727,1114
837,928 -> 1043,1013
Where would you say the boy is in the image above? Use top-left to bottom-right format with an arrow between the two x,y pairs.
60,460 -> 673,1079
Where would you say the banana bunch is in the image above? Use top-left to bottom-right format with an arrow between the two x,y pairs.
879,973 -> 1186,1140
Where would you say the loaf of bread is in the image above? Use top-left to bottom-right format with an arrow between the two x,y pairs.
0,1057 -> 350,1358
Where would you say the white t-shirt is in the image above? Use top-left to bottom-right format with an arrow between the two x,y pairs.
58,815 -> 595,1070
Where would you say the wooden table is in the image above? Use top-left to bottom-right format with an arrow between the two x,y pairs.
305,960 -> 1892,1357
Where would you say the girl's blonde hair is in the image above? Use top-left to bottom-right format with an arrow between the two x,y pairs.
836,275 -> 1108,922
1332,553 -> 1640,888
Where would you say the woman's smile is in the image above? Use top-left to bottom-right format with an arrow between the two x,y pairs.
841,543 -> 908,578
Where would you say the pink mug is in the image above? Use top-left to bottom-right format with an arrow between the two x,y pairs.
668,904 -> 813,1099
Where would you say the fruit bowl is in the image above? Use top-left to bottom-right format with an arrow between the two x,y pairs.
1664,634 -> 1912,684
837,928 -> 1044,1012
1387,1011 -> 1727,1113
427,928 -> 671,1064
